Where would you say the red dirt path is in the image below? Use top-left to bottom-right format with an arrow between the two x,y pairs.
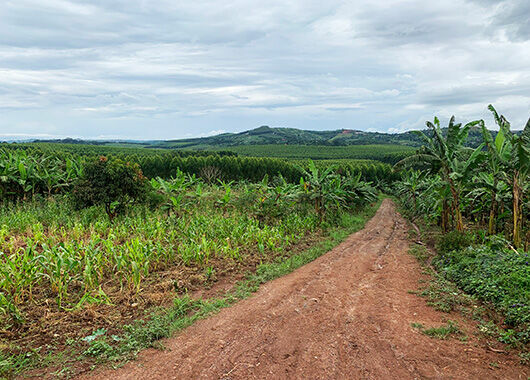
80,199 -> 529,379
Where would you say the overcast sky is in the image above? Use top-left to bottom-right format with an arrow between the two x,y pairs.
1,0 -> 529,140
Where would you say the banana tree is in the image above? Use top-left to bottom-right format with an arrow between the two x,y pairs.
468,172 -> 510,231
396,170 -> 422,215
299,160 -> 345,222
342,171 -> 377,209
150,176 -> 188,216
395,116 -> 483,232
488,105 -> 530,248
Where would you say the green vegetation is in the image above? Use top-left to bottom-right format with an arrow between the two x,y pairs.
0,138 -> 382,377
433,236 -> 530,344
395,105 -> 529,248
0,103 -> 527,376
412,320 -> 463,340
80,201 -> 380,368
123,124 -> 506,149
396,105 -> 529,347
408,245 -> 475,314
1,144 -> 397,187
26,124 -> 514,151
216,144 -> 414,163
72,157 -> 148,219
144,125 -> 426,147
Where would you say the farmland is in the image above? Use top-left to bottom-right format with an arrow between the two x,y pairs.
0,106 -> 528,378
0,144 -> 381,377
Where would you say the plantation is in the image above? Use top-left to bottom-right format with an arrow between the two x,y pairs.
0,144 -> 397,191
394,105 -> 529,346
215,143 -> 414,163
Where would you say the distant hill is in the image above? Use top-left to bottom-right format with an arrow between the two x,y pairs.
27,125 -> 519,150
155,126 -> 426,149
155,124 -> 521,150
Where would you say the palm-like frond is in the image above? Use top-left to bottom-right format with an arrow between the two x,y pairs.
394,154 -> 437,171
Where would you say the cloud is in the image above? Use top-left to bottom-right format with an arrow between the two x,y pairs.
0,0 -> 528,139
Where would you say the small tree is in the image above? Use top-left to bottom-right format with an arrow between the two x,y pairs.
72,157 -> 147,219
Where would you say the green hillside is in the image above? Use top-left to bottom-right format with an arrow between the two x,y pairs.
29,125 -> 512,151
155,126 -> 425,148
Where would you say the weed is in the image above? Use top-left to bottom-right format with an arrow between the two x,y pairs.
409,245 -> 430,265
519,351 -> 530,365
436,231 -> 474,255
418,274 -> 473,313
416,320 -> 463,340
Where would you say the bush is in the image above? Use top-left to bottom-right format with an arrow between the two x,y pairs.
436,231 -> 474,254
72,157 -> 148,219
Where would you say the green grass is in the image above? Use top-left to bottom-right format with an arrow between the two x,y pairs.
412,320 -> 464,340
418,273 -> 474,313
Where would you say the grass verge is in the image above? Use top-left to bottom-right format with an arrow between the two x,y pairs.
401,206 -> 529,364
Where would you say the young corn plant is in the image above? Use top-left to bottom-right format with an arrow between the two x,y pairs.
38,243 -> 81,309
215,180 -> 233,213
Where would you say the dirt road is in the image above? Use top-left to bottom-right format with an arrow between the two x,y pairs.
82,199 -> 528,379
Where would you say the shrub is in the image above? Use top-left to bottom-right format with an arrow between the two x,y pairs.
72,157 -> 147,219
436,231 -> 473,254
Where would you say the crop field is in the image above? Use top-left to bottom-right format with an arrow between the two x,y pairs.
0,146 -> 380,377
214,143 -> 414,163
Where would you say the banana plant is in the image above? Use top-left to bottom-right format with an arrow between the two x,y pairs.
395,116 -> 483,232
299,160 -> 344,222
150,172 -> 189,217
487,105 -> 530,247
396,170 -> 422,215
468,171 -> 510,233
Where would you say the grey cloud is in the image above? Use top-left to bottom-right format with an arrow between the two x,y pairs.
0,0 -> 528,139
491,1 -> 530,40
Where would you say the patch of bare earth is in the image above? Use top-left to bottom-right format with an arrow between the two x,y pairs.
79,199 -> 529,379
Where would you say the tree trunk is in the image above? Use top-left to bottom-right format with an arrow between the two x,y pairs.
488,188 -> 497,235
441,199 -> 450,233
512,171 -> 522,248
449,183 -> 464,232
